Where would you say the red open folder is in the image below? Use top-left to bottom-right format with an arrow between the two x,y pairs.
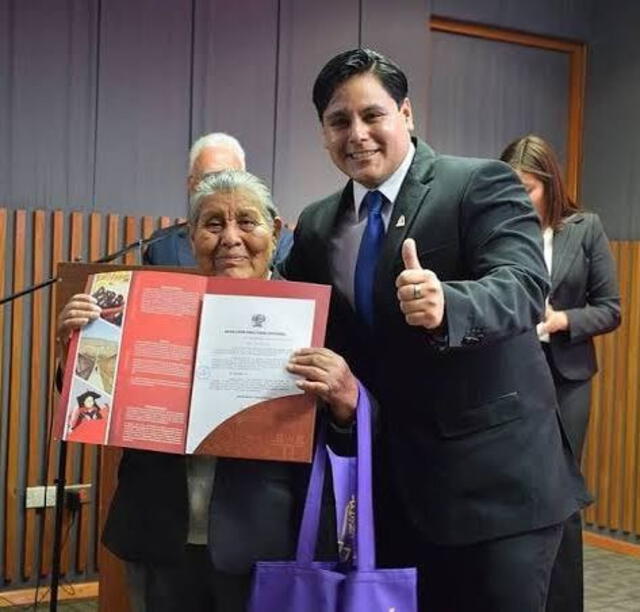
56,268 -> 330,463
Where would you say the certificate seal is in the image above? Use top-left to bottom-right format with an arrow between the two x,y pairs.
195,365 -> 211,380
251,313 -> 266,328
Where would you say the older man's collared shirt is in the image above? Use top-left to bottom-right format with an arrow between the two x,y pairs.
330,143 -> 416,309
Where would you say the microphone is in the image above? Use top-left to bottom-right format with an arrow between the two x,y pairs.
0,221 -> 190,305
95,221 -> 188,264
151,220 -> 188,236
143,221 -> 189,245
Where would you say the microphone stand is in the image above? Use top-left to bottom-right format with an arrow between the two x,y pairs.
0,221 -> 186,610
0,222 -> 187,306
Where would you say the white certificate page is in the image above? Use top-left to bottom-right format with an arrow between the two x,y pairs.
185,294 -> 316,453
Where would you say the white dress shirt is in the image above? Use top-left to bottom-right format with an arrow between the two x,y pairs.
537,226 -> 554,343
329,143 -> 416,308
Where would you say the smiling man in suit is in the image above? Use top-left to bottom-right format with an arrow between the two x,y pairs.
280,48 -> 590,611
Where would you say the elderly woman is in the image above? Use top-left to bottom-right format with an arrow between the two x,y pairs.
56,171 -> 358,612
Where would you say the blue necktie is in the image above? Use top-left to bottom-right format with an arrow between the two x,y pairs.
354,190 -> 385,327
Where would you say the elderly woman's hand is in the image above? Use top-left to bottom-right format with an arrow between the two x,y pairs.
56,293 -> 101,365
287,348 -> 358,426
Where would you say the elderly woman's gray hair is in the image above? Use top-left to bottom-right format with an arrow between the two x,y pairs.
189,170 -> 279,228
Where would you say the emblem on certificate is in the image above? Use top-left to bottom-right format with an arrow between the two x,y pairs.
252,313 -> 266,328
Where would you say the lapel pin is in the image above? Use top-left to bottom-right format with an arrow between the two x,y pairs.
395,215 -> 406,228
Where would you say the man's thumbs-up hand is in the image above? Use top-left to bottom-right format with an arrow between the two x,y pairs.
401,236 -> 423,270
395,238 -> 445,329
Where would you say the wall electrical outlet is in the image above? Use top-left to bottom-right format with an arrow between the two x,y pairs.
24,484 -> 92,509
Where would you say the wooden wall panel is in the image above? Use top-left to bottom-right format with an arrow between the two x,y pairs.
610,243 -> 629,529
0,209 -> 5,562
583,241 -> 640,542
5,210 -> 26,582
626,242 -> 640,534
123,218 -> 138,265
24,211 -> 45,580
141,217 -> 154,241
0,208 -> 183,591
622,243 -> 639,532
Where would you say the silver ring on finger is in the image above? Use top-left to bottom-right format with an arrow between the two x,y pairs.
413,283 -> 422,300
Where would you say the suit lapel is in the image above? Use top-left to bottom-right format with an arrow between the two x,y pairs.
312,188 -> 350,285
551,215 -> 585,289
311,187 -> 369,363
376,140 -> 436,287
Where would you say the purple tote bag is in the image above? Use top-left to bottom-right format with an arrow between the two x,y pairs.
248,383 -> 417,611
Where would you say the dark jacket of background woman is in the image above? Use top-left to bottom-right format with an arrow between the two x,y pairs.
545,211 -> 620,384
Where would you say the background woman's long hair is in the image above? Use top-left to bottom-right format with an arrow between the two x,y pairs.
499,135 -> 580,229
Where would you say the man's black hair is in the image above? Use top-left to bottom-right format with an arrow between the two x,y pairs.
312,48 -> 408,121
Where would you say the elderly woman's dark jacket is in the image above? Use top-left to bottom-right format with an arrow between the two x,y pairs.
102,443 -> 342,573
104,223 -> 342,573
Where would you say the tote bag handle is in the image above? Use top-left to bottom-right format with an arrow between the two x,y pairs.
296,382 -> 375,571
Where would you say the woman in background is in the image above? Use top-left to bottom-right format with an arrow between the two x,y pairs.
500,135 -> 621,612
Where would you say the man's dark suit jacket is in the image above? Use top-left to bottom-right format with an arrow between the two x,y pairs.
545,212 -> 620,381
280,139 -> 590,548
